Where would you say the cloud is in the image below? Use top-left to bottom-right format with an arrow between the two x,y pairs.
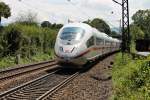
1,0 -> 150,27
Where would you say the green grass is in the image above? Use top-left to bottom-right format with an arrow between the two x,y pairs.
0,56 -> 16,69
0,50 -> 55,70
112,53 -> 150,100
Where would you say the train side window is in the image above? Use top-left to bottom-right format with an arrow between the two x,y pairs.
105,41 -> 110,45
96,37 -> 104,45
86,36 -> 94,48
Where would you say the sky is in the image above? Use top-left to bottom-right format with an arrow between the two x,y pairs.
1,0 -> 150,27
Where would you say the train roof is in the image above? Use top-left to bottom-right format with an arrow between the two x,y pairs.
92,28 -> 120,42
63,22 -> 92,31
62,22 -> 121,42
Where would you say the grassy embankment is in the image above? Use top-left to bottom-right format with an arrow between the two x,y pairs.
0,23 -> 57,69
0,51 -> 55,69
112,53 -> 150,100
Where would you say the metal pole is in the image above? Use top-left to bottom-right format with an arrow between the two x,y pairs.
126,0 -> 130,52
122,0 -> 125,52
113,0 -> 130,53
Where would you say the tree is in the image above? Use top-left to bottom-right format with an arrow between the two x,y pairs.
83,19 -> 91,25
41,21 -> 51,28
16,12 -> 38,26
6,28 -> 22,55
130,25 -> 144,40
55,24 -> 63,29
110,31 -> 121,39
85,18 -> 111,35
0,27 -> 22,56
0,2 -> 11,25
129,24 -> 145,52
132,9 -> 150,38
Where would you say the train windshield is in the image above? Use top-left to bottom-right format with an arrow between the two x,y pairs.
60,27 -> 85,41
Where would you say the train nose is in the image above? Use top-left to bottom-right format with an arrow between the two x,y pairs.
65,47 -> 75,53
59,46 -> 76,54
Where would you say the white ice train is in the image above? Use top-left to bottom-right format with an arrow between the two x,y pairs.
54,22 -> 121,67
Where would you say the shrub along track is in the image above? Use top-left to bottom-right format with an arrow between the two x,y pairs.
0,60 -> 59,93
0,68 -> 80,100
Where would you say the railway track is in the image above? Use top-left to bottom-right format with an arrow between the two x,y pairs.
0,68 -> 80,100
0,60 -> 57,81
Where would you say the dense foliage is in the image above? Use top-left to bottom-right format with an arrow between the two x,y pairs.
130,25 -> 145,40
1,23 -> 57,57
130,25 -> 145,52
112,53 -> 150,100
41,21 -> 63,29
0,2 -> 11,24
110,31 -> 121,39
132,9 -> 150,39
84,18 -> 111,35
0,22 -> 58,69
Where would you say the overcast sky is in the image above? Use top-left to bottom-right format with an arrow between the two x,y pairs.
1,0 -> 150,27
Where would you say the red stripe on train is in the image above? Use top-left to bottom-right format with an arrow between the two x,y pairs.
55,46 -> 104,59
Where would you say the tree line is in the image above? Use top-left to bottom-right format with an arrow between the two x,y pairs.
131,9 -> 150,40
0,1 -> 149,62
0,22 -> 59,61
0,2 -> 60,64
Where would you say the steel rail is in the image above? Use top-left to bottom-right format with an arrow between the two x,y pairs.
0,69 -> 59,98
0,60 -> 57,81
37,72 -> 79,100
0,68 -> 80,99
0,60 -> 55,73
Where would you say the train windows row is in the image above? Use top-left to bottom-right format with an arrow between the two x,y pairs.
86,36 -> 104,47
96,37 -> 104,45
86,35 -> 119,48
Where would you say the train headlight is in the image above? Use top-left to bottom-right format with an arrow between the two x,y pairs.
59,47 -> 63,52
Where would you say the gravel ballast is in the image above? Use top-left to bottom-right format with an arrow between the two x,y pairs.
50,55 -> 115,100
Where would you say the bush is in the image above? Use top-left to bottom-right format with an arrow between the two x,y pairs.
112,53 -> 150,100
1,23 -> 57,58
0,22 -> 57,69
